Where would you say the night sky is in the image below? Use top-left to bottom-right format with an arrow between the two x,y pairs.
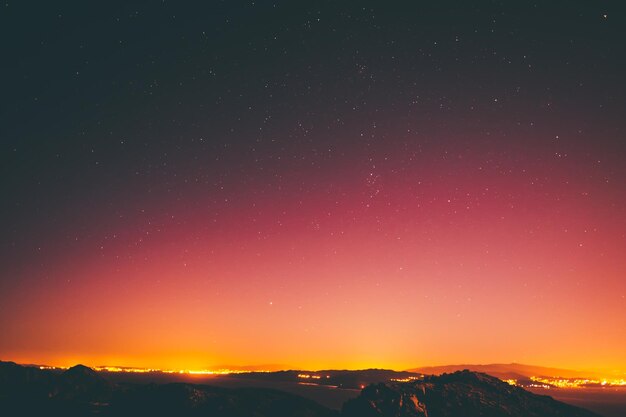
1,2 -> 625,373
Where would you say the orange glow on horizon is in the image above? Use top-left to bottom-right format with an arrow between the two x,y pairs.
28,363 -> 626,386
1,136 -> 625,376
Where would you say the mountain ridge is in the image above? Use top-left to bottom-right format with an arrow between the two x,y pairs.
1,361 -> 607,416
343,370 -> 602,417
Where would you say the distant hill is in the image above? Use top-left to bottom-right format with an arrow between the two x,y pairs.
342,370 -> 602,417
54,364 -> 113,401
409,363 -> 592,379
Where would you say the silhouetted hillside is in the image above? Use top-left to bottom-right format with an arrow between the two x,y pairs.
342,370 -> 601,417
53,364 -> 113,401
108,383 -> 338,417
0,362 -> 607,417
0,361 -> 338,417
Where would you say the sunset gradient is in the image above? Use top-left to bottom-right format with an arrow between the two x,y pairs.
1,2 -> 625,376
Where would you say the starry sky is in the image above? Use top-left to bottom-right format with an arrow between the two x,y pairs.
1,1 -> 625,373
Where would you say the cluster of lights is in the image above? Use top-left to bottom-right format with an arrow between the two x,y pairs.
94,366 -> 160,373
297,374 -> 330,379
505,376 -> 626,389
528,383 -> 553,389
529,376 -> 626,388
390,376 -> 422,382
181,369 -> 257,375
157,368 -> 270,375
38,365 -> 272,375
36,365 -> 626,389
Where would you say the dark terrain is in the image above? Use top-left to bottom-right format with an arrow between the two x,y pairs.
343,370 -> 601,417
228,369 -> 420,389
0,361 -> 608,416
0,361 -> 336,417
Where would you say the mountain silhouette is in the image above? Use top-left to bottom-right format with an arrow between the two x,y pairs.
0,362 -> 605,417
54,364 -> 113,402
64,364 -> 99,377
0,361 -> 338,416
342,370 -> 601,417
107,383 -> 338,417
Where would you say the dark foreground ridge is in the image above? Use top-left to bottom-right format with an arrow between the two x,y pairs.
0,361 -> 602,417
0,361 -> 336,417
343,370 -> 601,417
